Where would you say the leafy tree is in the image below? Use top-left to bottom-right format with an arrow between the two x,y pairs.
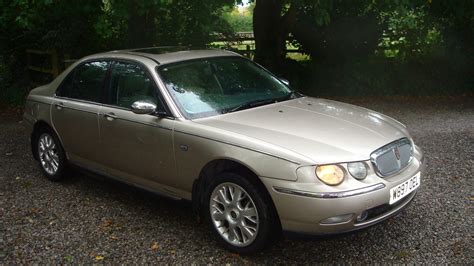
0,0 -> 237,104
1,0 -> 104,55
222,4 -> 254,32
97,0 -> 236,48
0,0 -> 104,104
252,0 -> 334,71
251,0 -> 473,72
426,0 -> 474,52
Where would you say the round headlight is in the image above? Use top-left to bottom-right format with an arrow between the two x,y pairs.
347,162 -> 368,180
316,165 -> 344,186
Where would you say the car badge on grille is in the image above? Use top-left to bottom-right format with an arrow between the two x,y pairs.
394,146 -> 401,161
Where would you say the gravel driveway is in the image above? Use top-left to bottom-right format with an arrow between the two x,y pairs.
1,96 -> 472,264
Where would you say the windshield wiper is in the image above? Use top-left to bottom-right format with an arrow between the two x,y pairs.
227,98 -> 277,113
226,91 -> 301,114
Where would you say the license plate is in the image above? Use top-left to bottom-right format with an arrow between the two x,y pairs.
389,172 -> 420,205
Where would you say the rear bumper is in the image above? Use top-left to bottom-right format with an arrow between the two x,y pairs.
261,146 -> 425,234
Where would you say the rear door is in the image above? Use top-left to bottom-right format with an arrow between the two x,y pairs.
97,60 -> 176,186
51,60 -> 110,167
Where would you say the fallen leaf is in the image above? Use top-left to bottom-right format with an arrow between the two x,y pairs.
151,242 -> 160,250
101,219 -> 114,228
22,181 -> 32,189
394,250 -> 411,259
15,176 -> 20,180
452,240 -> 463,255
95,255 -> 104,261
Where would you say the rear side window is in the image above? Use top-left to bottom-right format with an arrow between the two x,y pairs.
109,61 -> 157,109
57,61 -> 110,102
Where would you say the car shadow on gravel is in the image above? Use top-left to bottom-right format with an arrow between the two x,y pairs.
61,163 -> 419,258
63,167 -> 196,216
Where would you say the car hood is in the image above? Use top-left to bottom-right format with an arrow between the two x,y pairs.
193,97 -> 410,164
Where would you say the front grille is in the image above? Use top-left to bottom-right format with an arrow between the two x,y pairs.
370,138 -> 413,177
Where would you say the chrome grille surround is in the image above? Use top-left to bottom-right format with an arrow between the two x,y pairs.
370,138 -> 413,177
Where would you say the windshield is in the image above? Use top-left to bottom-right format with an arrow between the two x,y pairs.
158,57 -> 294,119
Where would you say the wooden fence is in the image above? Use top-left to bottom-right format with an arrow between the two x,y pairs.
25,32 -> 304,84
26,49 -> 76,86
211,31 -> 303,58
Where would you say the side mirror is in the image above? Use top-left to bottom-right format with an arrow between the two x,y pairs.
280,78 -> 290,86
131,100 -> 157,115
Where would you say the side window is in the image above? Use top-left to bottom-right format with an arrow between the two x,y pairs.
109,62 -> 158,109
57,61 -> 109,102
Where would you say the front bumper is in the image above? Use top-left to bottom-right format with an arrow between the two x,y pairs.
261,146 -> 425,234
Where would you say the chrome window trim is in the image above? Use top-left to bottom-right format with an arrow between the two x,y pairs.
108,59 -> 174,117
273,183 -> 386,199
370,138 -> 413,177
52,96 -> 100,115
153,65 -> 185,119
53,56 -> 178,118
52,95 -> 174,130
54,59 -> 112,103
98,112 -> 173,131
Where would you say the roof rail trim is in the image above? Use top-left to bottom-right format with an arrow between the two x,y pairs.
125,52 -> 162,65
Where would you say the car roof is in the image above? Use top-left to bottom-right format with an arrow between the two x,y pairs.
104,47 -> 242,65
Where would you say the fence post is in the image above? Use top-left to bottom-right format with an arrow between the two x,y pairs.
51,49 -> 59,77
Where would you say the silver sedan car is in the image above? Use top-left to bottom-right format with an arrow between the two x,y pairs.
23,48 -> 424,253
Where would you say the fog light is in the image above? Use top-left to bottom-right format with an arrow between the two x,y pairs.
320,213 -> 353,225
356,211 -> 369,222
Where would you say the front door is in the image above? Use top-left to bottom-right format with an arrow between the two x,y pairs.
97,61 -> 176,188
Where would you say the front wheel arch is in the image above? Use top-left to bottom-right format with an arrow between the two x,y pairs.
192,159 -> 282,232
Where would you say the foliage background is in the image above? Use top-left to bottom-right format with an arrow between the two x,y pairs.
0,0 -> 472,105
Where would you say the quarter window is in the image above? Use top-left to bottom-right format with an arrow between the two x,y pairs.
109,62 -> 158,109
57,61 -> 109,102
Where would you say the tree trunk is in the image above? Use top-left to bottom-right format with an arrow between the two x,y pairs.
127,1 -> 156,48
253,0 -> 286,72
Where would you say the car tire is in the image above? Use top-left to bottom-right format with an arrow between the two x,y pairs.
34,127 -> 68,181
204,172 -> 278,254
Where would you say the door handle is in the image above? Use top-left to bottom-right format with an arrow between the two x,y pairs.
54,102 -> 65,110
103,112 -> 118,121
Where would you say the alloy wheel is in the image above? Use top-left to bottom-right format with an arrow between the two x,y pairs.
38,133 -> 60,175
209,182 -> 259,247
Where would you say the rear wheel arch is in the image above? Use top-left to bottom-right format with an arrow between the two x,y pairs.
31,121 -> 51,160
192,158 -> 281,231
31,121 -> 63,160
31,120 -> 68,181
